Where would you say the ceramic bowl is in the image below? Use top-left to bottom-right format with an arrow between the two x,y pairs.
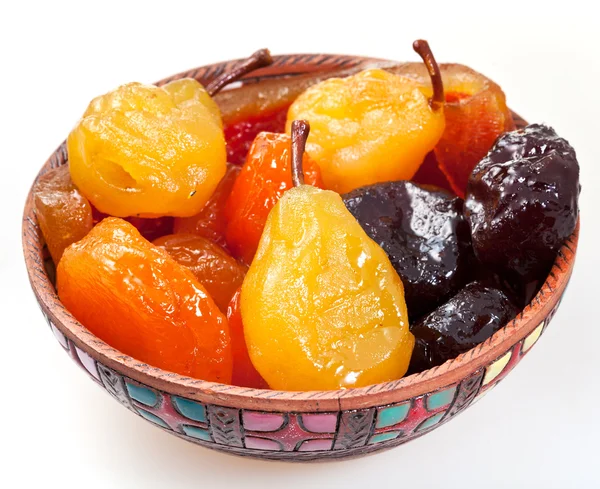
22,54 -> 579,461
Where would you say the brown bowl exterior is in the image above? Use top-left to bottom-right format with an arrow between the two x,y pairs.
22,54 -> 578,461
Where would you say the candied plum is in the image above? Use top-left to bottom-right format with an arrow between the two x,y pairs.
343,181 -> 473,319
464,124 -> 580,293
409,281 -> 519,372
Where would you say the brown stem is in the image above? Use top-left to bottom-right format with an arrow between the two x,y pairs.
205,49 -> 273,96
291,120 -> 310,187
412,40 -> 444,111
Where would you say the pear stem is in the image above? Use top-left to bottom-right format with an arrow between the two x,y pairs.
291,120 -> 310,187
206,49 -> 273,96
412,40 -> 444,111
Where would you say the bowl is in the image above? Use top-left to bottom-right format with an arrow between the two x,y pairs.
22,53 -> 579,461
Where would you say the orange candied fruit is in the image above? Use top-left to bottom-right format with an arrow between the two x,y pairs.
154,233 -> 247,314
225,132 -> 323,264
57,217 -> 232,382
32,165 -> 93,264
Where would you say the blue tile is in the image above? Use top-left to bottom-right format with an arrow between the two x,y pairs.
182,425 -> 212,441
427,386 -> 457,410
416,412 -> 445,432
376,403 -> 410,428
126,383 -> 158,407
173,397 -> 207,423
136,408 -> 168,429
368,431 -> 400,444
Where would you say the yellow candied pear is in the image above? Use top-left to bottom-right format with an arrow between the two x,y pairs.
286,40 -> 445,193
68,49 -> 272,218
241,121 -> 414,391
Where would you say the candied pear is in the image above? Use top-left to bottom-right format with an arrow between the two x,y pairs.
241,121 -> 414,390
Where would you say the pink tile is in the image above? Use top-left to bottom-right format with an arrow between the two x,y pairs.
51,323 -> 68,349
242,412 -> 285,432
298,439 -> 334,451
245,437 -> 282,451
300,413 -> 337,433
75,346 -> 100,381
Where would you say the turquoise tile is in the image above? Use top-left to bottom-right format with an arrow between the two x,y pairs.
126,383 -> 158,407
416,412 -> 445,432
427,386 -> 457,410
376,403 -> 410,428
137,408 -> 168,429
182,425 -> 212,441
173,397 -> 207,423
368,431 -> 400,444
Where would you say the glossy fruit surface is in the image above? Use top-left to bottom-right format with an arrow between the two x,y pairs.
57,218 -> 232,382
32,165 -> 93,264
226,288 -> 269,389
225,132 -> 323,264
385,63 -> 514,197
68,79 -> 226,218
154,233 -> 246,313
344,181 -> 472,320
173,164 -> 241,247
224,108 -> 288,165
433,66 -> 514,197
465,124 -> 580,286
242,185 -> 414,391
409,281 -> 518,372
286,68 -> 445,193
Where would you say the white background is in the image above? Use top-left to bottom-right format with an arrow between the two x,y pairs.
2,1 -> 599,487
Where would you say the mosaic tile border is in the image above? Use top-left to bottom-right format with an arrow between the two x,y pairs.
41,296 -> 563,460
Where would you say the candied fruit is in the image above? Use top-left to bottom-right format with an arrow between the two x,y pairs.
286,65 -> 445,193
68,79 -> 227,218
154,233 -> 246,313
386,62 -> 515,197
57,218 -> 232,382
241,121 -> 414,390
225,131 -> 323,264
464,124 -> 580,290
344,181 -> 473,320
32,165 -> 93,264
409,281 -> 519,372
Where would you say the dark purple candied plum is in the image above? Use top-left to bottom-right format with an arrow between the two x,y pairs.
409,281 -> 519,373
464,124 -> 580,297
343,181 -> 473,319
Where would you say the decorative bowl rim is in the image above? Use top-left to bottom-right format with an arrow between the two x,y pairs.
22,53 -> 579,413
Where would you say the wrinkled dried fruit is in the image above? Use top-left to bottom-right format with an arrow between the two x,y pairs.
409,281 -> 519,372
286,41 -> 445,193
464,124 -> 580,291
57,218 -> 232,382
344,180 -> 472,319
154,233 -> 246,313
32,165 -> 93,264
68,79 -> 227,218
